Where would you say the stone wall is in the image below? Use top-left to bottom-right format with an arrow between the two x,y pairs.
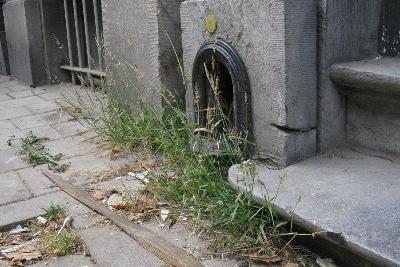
101,0 -> 184,111
3,0 -> 69,86
3,0 -> 47,86
181,0 -> 318,166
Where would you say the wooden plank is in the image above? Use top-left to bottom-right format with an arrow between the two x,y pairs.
42,170 -> 204,267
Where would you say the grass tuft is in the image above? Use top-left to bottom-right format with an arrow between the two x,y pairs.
39,230 -> 79,256
42,204 -> 65,221
62,67 -> 315,263
64,87 -> 289,258
19,131 -> 70,172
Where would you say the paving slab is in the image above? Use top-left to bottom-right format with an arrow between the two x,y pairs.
0,148 -> 30,173
3,81 -> 30,92
1,96 -> 44,109
7,89 -> 34,99
87,175 -> 142,193
16,167 -> 58,196
0,120 -> 17,135
24,99 -> 59,114
144,220 -> 211,258
79,225 -> 163,267
228,146 -> 400,267
46,136 -> 98,159
0,190 -> 90,231
32,86 -> 63,95
10,111 -> 74,130
53,121 -> 89,138
0,125 -> 65,151
61,153 -> 133,184
0,171 -> 31,205
38,91 -> 65,101
0,106 -> 32,120
0,93 -> 12,102
30,254 -> 96,267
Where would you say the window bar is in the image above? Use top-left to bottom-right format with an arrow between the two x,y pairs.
72,0 -> 83,68
93,0 -> 103,71
63,0 -> 76,84
82,0 -> 93,86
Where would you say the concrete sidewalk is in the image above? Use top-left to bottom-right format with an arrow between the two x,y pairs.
0,77 -> 248,267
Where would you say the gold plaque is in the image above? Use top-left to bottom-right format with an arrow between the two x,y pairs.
205,14 -> 217,34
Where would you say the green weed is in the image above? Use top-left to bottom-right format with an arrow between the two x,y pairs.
19,131 -> 69,172
63,85 -> 290,257
39,230 -> 79,256
42,204 -> 64,221
60,56 -> 319,263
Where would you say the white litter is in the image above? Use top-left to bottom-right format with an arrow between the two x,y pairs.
160,209 -> 170,221
1,244 -> 25,253
178,215 -> 188,222
37,216 -> 48,225
9,225 -> 29,234
128,171 -> 149,184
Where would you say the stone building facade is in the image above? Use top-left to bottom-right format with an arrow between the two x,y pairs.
2,0 -> 400,167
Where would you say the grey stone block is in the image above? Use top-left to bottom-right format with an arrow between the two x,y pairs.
0,148 -> 30,173
79,226 -> 163,266
0,106 -> 32,120
24,100 -> 59,114
347,93 -> 400,155
317,0 -> 382,152
0,190 -> 81,231
0,93 -> 11,102
0,120 -> 17,136
0,171 -> 31,205
3,0 -> 47,86
228,146 -> 400,266
101,0 -> 185,111
53,120 -> 89,138
17,167 -> 58,197
9,110 -> 73,130
3,0 -> 70,86
181,0 -> 317,166
7,89 -> 33,99
330,57 -> 400,96
30,255 -> 96,267
1,95 -> 43,109
45,136 -> 97,159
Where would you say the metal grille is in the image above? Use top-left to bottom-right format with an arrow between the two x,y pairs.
61,0 -> 105,84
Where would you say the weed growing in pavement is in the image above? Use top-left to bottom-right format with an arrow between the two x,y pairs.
19,132 -> 70,172
42,204 -> 65,221
39,204 -> 80,257
63,84 -> 294,260
39,230 -> 79,256
61,54 -> 316,263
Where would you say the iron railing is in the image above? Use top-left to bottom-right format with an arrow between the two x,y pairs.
61,0 -> 105,84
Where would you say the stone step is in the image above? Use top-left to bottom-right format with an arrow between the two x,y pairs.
228,146 -> 400,267
330,57 -> 400,96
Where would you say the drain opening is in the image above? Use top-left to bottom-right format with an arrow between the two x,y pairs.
197,59 -> 234,134
192,38 -> 252,154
